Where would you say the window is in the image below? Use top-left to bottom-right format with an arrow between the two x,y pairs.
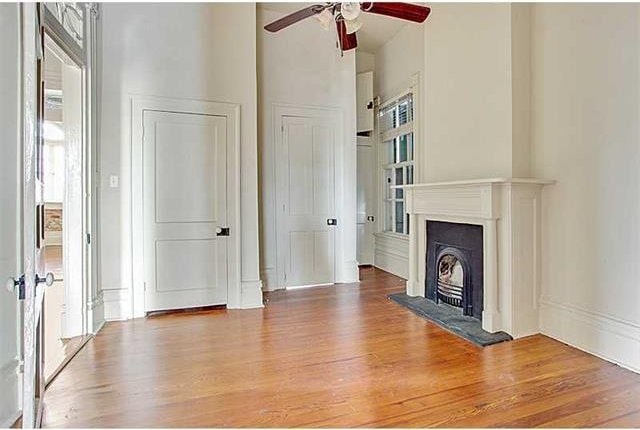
380,93 -> 414,235
45,3 -> 85,48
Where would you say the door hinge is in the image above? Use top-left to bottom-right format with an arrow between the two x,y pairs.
86,233 -> 91,245
284,273 -> 287,281
281,124 -> 284,133
143,282 -> 147,291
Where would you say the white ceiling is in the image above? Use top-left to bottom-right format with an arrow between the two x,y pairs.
259,2 -> 408,53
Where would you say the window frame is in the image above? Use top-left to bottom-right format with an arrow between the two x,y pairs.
378,91 -> 415,236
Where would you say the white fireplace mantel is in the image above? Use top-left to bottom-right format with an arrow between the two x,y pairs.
396,178 -> 554,338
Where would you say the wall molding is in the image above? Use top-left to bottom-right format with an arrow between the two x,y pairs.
540,296 -> 640,373
237,280 -> 264,309
374,232 -> 409,279
87,290 -> 106,334
260,266 -> 279,291
103,289 -> 130,321
339,259 -> 360,284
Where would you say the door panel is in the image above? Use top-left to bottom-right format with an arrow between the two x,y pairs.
143,110 -> 228,311
357,142 -> 375,265
21,4 -> 47,427
356,71 -> 374,133
0,3 -> 22,426
155,239 -> 219,293
277,115 -> 337,287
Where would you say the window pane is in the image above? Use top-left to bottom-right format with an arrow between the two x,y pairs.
384,139 -> 393,164
393,137 -> 400,163
395,168 -> 403,199
408,133 -> 414,161
407,165 -> 414,185
398,134 -> 408,162
395,202 -> 404,233
379,93 -> 413,134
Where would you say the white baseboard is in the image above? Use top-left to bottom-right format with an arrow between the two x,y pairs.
0,358 -> 20,428
540,297 -> 640,373
236,280 -> 264,309
338,260 -> 360,283
374,249 -> 408,279
87,290 -> 106,334
374,233 -> 409,279
103,288 -> 130,321
260,266 -> 280,292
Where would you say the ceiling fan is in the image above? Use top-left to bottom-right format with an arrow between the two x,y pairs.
264,2 -> 431,53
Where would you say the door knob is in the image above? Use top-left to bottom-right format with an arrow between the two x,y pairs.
6,275 -> 25,299
36,272 -> 55,287
6,275 -> 23,293
216,227 -> 230,237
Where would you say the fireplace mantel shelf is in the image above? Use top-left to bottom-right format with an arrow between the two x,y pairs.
393,177 -> 555,189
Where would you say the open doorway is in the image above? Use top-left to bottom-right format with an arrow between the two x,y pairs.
42,33 -> 87,383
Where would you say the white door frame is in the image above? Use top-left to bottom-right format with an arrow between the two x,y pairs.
272,103 -> 344,289
131,95 -> 241,317
42,3 -> 102,338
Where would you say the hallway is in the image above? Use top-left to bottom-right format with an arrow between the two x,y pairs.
42,268 -> 640,427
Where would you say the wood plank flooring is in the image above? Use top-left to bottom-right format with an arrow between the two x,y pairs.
42,267 -> 640,427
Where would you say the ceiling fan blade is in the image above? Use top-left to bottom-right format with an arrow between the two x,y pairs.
264,5 -> 325,32
336,20 -> 358,52
361,2 -> 431,23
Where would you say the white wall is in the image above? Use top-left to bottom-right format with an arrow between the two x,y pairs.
356,51 -> 375,75
257,8 -> 358,291
424,3 -> 521,182
531,4 -> 640,372
376,23 -> 424,103
370,23 -> 425,279
99,3 -> 262,317
0,4 -> 21,426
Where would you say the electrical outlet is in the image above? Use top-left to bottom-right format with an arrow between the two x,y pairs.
109,175 -> 119,188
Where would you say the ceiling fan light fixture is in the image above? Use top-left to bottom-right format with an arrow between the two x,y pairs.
344,18 -> 362,34
315,8 -> 334,30
340,2 -> 361,21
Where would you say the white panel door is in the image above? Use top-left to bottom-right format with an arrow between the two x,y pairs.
356,141 -> 375,265
143,110 -> 228,311
277,115 -> 337,287
0,4 -> 23,427
356,71 -> 374,133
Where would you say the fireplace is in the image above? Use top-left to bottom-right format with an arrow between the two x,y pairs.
426,221 -> 483,320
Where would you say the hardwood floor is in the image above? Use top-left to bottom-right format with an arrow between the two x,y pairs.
42,267 -> 640,428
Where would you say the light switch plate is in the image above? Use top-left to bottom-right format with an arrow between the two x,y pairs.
109,175 -> 119,188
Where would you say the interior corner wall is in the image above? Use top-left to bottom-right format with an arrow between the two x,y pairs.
356,51 -> 375,74
99,3 -> 261,318
257,8 -> 357,291
510,4 -> 532,178
531,3 -> 640,372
